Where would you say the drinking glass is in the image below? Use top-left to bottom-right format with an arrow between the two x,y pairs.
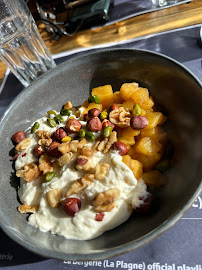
0,0 -> 56,87
152,0 -> 178,7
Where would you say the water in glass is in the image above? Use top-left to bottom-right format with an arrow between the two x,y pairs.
0,14 -> 56,86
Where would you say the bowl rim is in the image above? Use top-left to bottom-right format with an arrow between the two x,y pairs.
0,48 -> 202,261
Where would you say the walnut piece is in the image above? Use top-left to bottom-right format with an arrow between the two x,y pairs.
92,188 -> 120,212
46,188 -> 62,208
36,130 -> 52,147
92,141 -> 100,151
109,107 -> 131,128
39,154 -> 53,174
75,155 -> 94,172
15,138 -> 31,151
78,138 -> 87,149
58,139 -> 86,155
18,205 -> 39,213
97,138 -> 108,152
58,152 -> 73,166
80,146 -> 94,157
36,130 -> 51,139
66,174 -> 95,197
103,131 -> 117,153
95,163 -> 110,180
16,162 -> 41,182
93,131 -> 117,154
38,138 -> 52,147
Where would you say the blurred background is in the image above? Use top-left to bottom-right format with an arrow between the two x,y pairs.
27,0 -> 115,40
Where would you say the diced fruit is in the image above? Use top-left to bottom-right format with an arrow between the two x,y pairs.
118,127 -> 140,146
92,85 -> 114,108
130,159 -> 143,180
142,170 -> 165,187
140,126 -> 167,145
122,155 -> 143,180
113,91 -> 123,104
135,137 -> 162,156
82,103 -> 103,115
130,152 -> 162,171
140,109 -> 147,116
146,108 -> 154,113
143,112 -> 163,129
127,146 -> 137,157
118,127 -> 140,139
130,87 -> 149,105
122,155 -> 131,167
141,97 -> 154,110
120,82 -> 139,101
126,145 -> 132,151
119,137 -> 135,146
121,99 -> 135,111
140,127 -> 159,140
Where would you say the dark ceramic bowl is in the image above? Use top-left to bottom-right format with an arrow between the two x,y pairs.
0,49 -> 201,260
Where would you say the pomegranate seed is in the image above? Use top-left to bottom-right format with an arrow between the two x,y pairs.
95,212 -> 105,221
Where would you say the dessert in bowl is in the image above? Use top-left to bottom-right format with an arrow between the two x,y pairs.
13,82 -> 167,241
0,49 -> 201,260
